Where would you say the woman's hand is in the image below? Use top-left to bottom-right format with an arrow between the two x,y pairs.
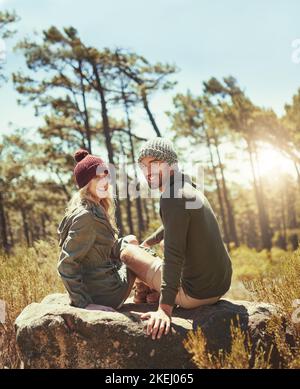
85,303 -> 116,312
139,307 -> 172,340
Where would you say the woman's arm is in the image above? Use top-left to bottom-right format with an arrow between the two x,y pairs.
57,212 -> 96,308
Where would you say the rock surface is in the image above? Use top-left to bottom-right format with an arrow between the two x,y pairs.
15,293 -> 289,368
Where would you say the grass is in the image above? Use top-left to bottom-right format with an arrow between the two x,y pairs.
0,240 -> 299,368
184,246 -> 300,368
184,320 -> 273,369
230,245 -> 285,281
0,239 -> 64,368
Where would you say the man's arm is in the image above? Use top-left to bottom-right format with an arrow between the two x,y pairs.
139,199 -> 190,340
159,197 -> 190,308
142,224 -> 164,247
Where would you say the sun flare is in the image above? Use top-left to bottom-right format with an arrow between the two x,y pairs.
256,147 -> 294,177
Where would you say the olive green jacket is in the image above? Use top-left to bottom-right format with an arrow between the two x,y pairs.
57,200 -> 127,308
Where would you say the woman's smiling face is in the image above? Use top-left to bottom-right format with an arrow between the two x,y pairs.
89,172 -> 110,199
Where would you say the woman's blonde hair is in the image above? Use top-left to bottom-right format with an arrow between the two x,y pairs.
65,180 -> 118,235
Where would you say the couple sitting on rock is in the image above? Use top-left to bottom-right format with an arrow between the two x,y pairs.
57,138 -> 232,340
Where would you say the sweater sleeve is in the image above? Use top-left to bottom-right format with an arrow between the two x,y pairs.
57,212 -> 96,308
110,236 -> 130,262
159,198 -> 190,306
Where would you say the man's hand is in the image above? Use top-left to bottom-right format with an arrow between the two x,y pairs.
159,239 -> 164,250
140,240 -> 150,248
139,306 -> 172,340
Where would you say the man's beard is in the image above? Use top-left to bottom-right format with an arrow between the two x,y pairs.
146,174 -> 162,190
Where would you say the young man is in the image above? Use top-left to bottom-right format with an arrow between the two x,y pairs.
120,138 -> 232,340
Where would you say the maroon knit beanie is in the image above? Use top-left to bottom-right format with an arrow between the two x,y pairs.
73,149 -> 109,189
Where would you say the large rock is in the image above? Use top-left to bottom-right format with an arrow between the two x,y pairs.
14,293 -> 291,368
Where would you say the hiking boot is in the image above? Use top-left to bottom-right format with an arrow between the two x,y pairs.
133,280 -> 150,304
146,289 -> 160,305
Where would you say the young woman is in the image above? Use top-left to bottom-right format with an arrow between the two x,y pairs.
57,149 -> 158,310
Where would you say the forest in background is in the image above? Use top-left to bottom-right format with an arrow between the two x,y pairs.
1,10 -> 300,255
2,6 -> 300,370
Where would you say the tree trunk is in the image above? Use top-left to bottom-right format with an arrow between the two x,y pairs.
78,61 -> 92,153
212,130 -> 239,247
293,160 -> 300,189
120,76 -> 145,237
280,189 -> 287,250
245,203 -> 259,248
141,88 -> 161,137
204,129 -> 229,245
254,145 -> 273,250
125,180 -> 134,235
6,212 -> 14,247
143,199 -> 150,229
247,140 -> 272,250
0,190 -> 9,252
52,168 -> 70,201
151,198 -> 157,220
92,65 -> 115,163
117,132 -> 134,236
92,63 -> 123,235
287,193 -> 297,229
41,214 -> 47,239
20,208 -> 31,247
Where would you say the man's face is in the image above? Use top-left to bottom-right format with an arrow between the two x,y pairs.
139,156 -> 170,190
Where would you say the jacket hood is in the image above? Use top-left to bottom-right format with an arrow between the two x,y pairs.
57,200 -> 116,247
57,212 -> 74,247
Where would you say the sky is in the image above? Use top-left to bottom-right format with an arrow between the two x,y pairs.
0,0 -> 299,181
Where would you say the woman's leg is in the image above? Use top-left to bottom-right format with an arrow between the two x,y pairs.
120,244 -> 222,309
120,244 -> 162,286
115,268 -> 137,309
120,245 -> 161,304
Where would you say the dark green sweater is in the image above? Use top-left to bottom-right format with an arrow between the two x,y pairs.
145,172 -> 232,306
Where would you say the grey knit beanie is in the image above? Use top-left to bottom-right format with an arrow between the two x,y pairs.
137,137 -> 178,166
